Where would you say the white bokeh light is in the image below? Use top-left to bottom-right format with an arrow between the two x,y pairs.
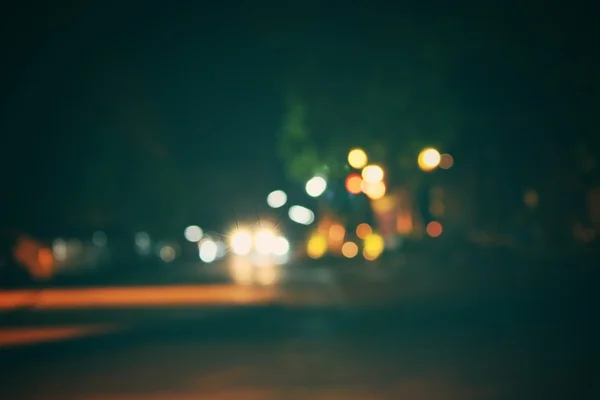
288,205 -> 315,225
184,225 -> 204,242
254,229 -> 276,255
305,176 -> 327,197
266,190 -> 287,208
199,239 -> 218,263
230,230 -> 253,256
272,236 -> 290,256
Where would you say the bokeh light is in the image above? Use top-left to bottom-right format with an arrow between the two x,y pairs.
230,229 -> 253,255
184,225 -> 203,242
288,205 -> 315,225
371,196 -> 396,214
307,233 -> 328,259
254,229 -> 276,255
348,148 -> 368,169
329,224 -> 346,242
341,242 -> 359,258
439,154 -> 454,169
356,223 -> 372,239
199,239 -> 218,263
267,190 -> 287,208
159,245 -> 176,262
362,180 -> 386,200
363,233 -> 384,260
92,231 -> 107,247
426,221 -> 443,237
345,173 -> 363,194
272,236 -> 290,256
305,176 -> 327,197
524,188 -> 539,208
362,165 -> 384,183
418,148 -> 441,171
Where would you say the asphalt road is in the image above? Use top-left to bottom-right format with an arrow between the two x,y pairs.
0,254 -> 598,399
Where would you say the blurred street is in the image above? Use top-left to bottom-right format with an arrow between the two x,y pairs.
1,253 -> 598,399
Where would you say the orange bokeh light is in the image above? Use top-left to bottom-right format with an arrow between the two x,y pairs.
439,154 -> 454,169
329,224 -> 346,242
341,242 -> 359,258
356,223 -> 372,239
426,221 -> 443,238
345,173 -> 363,194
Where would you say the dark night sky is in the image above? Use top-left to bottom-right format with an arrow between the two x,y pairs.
1,1 -> 598,235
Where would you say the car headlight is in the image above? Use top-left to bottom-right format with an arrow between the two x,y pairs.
254,229 -> 276,255
229,229 -> 253,256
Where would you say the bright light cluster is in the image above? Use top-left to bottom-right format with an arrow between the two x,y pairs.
228,227 -> 290,257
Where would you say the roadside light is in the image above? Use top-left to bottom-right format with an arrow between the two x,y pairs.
348,148 -> 368,169
418,148 -> 441,171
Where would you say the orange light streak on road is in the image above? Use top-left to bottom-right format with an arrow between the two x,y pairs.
0,325 -> 115,347
0,285 -> 278,311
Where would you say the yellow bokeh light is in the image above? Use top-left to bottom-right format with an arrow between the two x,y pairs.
418,148 -> 441,171
362,165 -> 384,183
307,233 -> 328,259
341,242 -> 359,258
363,233 -> 384,260
371,195 -> 396,214
356,223 -> 372,239
362,180 -> 386,200
348,148 -> 368,169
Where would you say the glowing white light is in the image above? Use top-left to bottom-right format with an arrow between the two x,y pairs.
267,190 -> 287,208
272,236 -> 290,256
305,176 -> 327,197
184,225 -> 203,242
254,229 -> 276,255
230,229 -> 253,255
199,239 -> 218,263
288,205 -> 315,225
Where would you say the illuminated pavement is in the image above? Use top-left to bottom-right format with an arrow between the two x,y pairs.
0,257 -> 598,399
